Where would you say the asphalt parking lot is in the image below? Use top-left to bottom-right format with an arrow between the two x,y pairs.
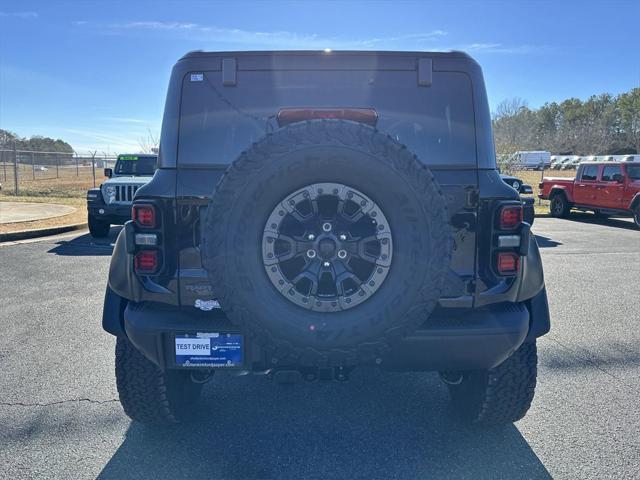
0,215 -> 638,479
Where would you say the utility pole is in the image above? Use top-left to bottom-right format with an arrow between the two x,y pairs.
91,151 -> 96,187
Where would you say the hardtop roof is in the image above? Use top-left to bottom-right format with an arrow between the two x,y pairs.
180,50 -> 474,60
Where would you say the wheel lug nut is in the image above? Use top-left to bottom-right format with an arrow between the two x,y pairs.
323,261 -> 331,267
307,249 -> 316,258
337,250 -> 347,259
322,222 -> 332,232
308,234 -> 315,241
339,234 -> 347,241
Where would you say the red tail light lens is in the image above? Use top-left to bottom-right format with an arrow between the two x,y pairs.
132,204 -> 156,228
134,250 -> 158,273
277,108 -> 378,127
497,252 -> 519,276
499,205 -> 523,230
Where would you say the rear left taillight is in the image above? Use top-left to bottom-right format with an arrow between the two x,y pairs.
134,250 -> 158,273
497,252 -> 519,276
499,205 -> 522,230
132,204 -> 156,228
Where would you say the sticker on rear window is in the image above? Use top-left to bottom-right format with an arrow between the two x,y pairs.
190,73 -> 204,82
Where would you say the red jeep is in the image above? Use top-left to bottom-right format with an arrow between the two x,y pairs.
539,161 -> 640,228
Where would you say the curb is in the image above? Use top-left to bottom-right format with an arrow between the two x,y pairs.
0,222 -> 88,243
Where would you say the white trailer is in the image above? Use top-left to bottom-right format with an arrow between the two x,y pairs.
511,151 -> 551,170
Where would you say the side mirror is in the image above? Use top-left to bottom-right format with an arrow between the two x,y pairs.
104,168 -> 113,178
612,173 -> 623,183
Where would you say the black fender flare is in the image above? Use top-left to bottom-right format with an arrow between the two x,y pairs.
102,285 -> 128,336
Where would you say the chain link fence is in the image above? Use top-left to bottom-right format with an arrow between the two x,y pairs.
0,148 -> 118,197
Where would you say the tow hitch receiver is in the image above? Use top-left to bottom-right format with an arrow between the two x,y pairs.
271,366 -> 352,384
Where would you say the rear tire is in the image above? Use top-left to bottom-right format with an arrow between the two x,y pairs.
549,193 -> 570,218
445,341 -> 538,425
88,215 -> 110,238
633,207 -> 640,229
115,337 -> 203,424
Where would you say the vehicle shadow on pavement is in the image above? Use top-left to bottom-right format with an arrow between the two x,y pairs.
97,369 -> 551,480
47,229 -> 120,257
564,213 -> 638,231
535,235 -> 563,248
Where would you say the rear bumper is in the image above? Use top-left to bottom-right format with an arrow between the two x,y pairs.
121,300 -> 533,372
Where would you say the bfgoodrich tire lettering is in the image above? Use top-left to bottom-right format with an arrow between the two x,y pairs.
202,120 -> 452,366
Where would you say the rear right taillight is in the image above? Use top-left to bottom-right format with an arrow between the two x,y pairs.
134,250 -> 158,273
132,204 -> 156,228
498,205 -> 522,230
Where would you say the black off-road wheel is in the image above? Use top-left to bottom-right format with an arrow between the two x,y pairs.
444,341 -> 538,425
115,337 -> 203,424
202,120 -> 451,367
88,215 -> 110,238
633,207 -> 640,229
549,193 -> 571,218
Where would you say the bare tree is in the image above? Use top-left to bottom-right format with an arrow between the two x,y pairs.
138,127 -> 159,153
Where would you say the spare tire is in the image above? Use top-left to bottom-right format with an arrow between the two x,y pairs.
202,120 -> 451,366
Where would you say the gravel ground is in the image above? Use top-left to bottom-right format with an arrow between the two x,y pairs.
0,215 -> 638,479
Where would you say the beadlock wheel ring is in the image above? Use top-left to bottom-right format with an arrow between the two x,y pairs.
262,182 -> 393,312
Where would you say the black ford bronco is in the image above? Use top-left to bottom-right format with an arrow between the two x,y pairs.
103,51 -> 550,425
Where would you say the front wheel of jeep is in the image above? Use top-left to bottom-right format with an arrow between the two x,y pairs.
88,215 -> 110,238
633,207 -> 640,229
443,341 -> 537,425
115,337 -> 203,424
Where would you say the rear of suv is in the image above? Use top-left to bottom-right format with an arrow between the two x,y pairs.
103,51 -> 550,425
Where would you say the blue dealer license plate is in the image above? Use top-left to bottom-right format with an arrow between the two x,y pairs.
175,333 -> 243,367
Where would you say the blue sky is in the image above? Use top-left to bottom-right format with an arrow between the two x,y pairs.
1,0 -> 638,152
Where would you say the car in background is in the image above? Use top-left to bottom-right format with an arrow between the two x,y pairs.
539,161 -> 640,228
561,156 -> 582,170
500,174 -> 533,194
552,156 -> 572,170
86,153 -> 158,237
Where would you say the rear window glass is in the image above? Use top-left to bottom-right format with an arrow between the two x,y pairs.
627,165 -> 640,180
581,165 -> 599,181
178,70 -> 476,166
